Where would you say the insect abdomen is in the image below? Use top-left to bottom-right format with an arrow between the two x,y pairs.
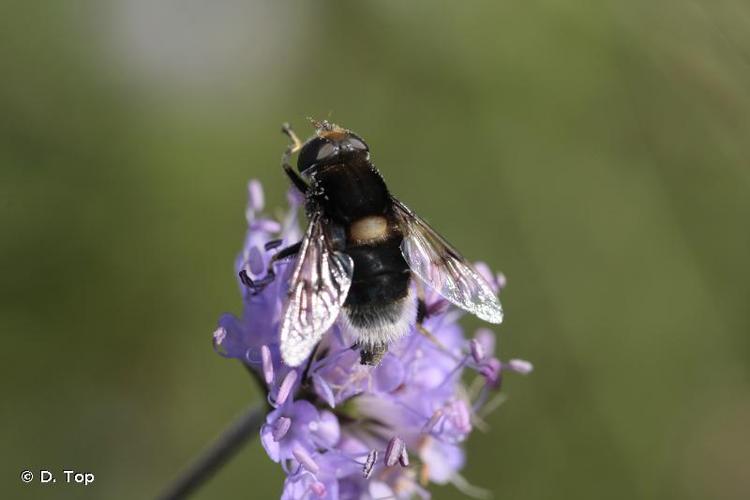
341,238 -> 415,365
344,240 -> 410,306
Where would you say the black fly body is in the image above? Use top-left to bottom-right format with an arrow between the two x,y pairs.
241,120 -> 503,367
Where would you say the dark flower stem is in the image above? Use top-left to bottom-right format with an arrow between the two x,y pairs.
157,403 -> 266,500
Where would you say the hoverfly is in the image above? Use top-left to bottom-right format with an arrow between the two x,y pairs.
240,120 -> 502,367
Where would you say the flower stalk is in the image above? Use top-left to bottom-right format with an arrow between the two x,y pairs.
157,403 -> 266,500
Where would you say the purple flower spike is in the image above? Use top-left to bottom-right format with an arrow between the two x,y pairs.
261,345 -> 274,385
272,417 -> 292,442
384,437 -> 405,467
292,447 -> 319,474
215,180 -> 531,498
363,450 -> 378,478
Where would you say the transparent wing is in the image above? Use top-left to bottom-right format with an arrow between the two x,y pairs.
280,212 -> 354,367
392,198 -> 503,324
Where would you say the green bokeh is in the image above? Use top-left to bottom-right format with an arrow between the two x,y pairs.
2,1 -> 749,499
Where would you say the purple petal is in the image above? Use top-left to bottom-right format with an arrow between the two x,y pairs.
368,481 -> 395,499
291,400 -> 320,424
311,410 -> 340,447
287,186 -> 305,207
260,423 -> 281,462
420,439 -> 465,484
248,246 -> 264,275
213,315 -> 246,359
312,374 -> 336,408
245,346 -> 262,364
373,355 -> 405,393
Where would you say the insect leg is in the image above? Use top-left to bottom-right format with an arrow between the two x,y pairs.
239,240 -> 302,294
414,280 -> 460,360
359,344 -> 387,366
281,123 -> 309,193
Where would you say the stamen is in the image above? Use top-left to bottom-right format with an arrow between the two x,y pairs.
496,272 -> 507,290
275,370 -> 298,406
421,409 -> 444,434
436,355 -> 469,391
362,450 -> 378,478
214,326 -> 227,351
384,437 -> 405,467
507,359 -> 533,375
238,270 -> 253,288
309,481 -> 326,497
264,238 -> 283,251
469,339 -> 485,363
451,472 -> 491,499
248,179 -> 264,212
261,345 -> 274,385
251,219 -> 282,233
419,463 -> 430,486
452,400 -> 471,434
292,447 -> 319,474
272,417 -> 292,442
478,391 -> 508,419
399,446 -> 410,467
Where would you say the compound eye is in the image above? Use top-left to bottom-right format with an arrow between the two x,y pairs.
347,135 -> 369,151
297,137 -> 331,172
316,142 -> 338,161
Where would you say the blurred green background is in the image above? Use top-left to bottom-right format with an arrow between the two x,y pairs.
2,1 -> 749,499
